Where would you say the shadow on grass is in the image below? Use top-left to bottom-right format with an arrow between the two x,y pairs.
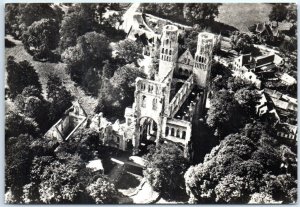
116,171 -> 141,189
160,189 -> 189,203
5,38 -> 16,48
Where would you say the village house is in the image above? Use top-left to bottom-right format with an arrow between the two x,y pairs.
280,73 -> 297,86
232,53 -> 284,88
255,88 -> 297,141
250,21 -> 294,42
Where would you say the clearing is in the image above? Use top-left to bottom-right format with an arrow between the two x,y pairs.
5,35 -> 98,115
216,3 -> 272,33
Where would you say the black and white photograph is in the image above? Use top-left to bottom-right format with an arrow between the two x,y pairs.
4,2 -> 297,204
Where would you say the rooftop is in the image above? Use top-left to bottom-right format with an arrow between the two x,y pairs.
86,159 -> 104,172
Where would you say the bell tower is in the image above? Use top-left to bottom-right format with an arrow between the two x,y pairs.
157,25 -> 179,82
193,32 -> 214,88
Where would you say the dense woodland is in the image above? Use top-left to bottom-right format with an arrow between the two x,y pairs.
5,3 -> 297,204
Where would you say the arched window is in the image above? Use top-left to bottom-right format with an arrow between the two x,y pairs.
182,131 -> 186,139
152,98 -> 157,110
162,48 -> 164,53
185,69 -> 189,76
178,68 -> 183,74
171,128 -> 175,136
176,129 -> 180,138
169,50 -> 172,55
142,95 -> 146,108
166,39 -> 169,45
165,127 -> 169,136
165,49 -> 168,55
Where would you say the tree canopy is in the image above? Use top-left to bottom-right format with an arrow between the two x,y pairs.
6,56 -> 41,99
183,4 -> 221,24
143,143 -> 189,199
206,89 -> 246,137
116,39 -> 143,64
5,3 -> 61,38
62,31 -> 111,95
15,85 -> 50,131
269,4 -> 288,23
95,65 -> 146,119
46,73 -> 73,124
22,18 -> 60,60
184,122 -> 297,204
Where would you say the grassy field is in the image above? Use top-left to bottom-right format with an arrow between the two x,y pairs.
5,36 -> 98,115
216,3 -> 272,32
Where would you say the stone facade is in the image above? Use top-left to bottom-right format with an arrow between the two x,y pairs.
123,25 -> 217,156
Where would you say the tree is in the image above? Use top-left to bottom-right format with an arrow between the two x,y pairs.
5,111 -> 40,139
234,86 -> 260,117
95,66 -> 146,119
55,128 -> 101,161
5,134 -> 36,203
62,32 -> 111,95
6,56 -> 41,99
22,18 -> 59,60
5,3 -> 60,38
230,32 -> 254,54
183,4 -> 221,24
86,177 -> 118,204
115,39 -> 143,64
260,173 -> 297,203
18,4 -> 56,28
102,60 -> 117,78
14,86 -> 49,131
59,12 -> 93,52
286,4 -> 297,23
38,154 -> 86,204
5,4 -> 21,38
206,89 -> 245,137
227,76 -> 253,92
184,123 -> 297,204
141,4 -> 184,22
269,4 -> 288,23
249,192 -> 278,204
46,73 -> 73,124
63,32 -> 111,66
143,143 -> 189,199
215,174 -> 247,203
279,38 -> 297,53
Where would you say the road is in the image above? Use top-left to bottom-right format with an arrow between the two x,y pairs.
121,3 -> 141,33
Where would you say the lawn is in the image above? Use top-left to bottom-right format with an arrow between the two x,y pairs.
5,36 -> 98,115
216,3 -> 272,33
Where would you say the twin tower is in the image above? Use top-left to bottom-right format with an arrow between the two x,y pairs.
124,25 -> 216,154
157,25 -> 215,88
